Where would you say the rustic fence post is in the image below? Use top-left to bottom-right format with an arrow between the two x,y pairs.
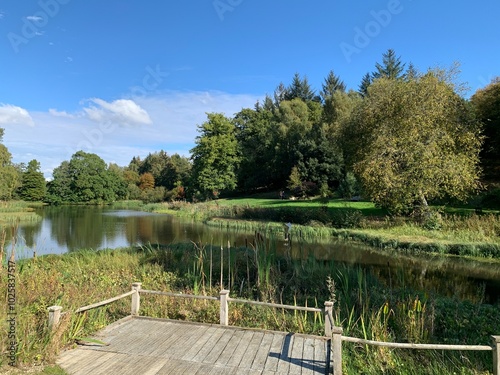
48,306 -> 62,331
324,301 -> 333,337
220,289 -> 229,326
493,336 -> 500,375
131,282 -> 142,316
331,326 -> 343,375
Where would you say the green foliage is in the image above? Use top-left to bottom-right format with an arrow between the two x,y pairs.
287,166 -> 302,194
46,151 -> 127,204
373,48 -> 406,80
0,132 -> 20,200
190,113 -> 240,199
471,77 -> 500,178
345,70 -> 482,214
338,171 -> 360,199
18,160 -> 47,201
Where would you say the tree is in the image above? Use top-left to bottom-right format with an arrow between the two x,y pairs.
47,151 -> 124,203
234,107 -> 276,191
139,172 -> 155,190
0,129 -> 20,200
358,72 -> 372,97
19,159 -> 46,201
46,161 -> 74,203
471,77 -> 500,179
190,113 -> 240,199
344,71 -> 482,214
285,73 -> 317,102
159,154 -> 192,190
372,49 -> 405,80
321,70 -> 346,101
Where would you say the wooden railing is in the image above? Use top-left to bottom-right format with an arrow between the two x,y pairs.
48,282 -> 500,375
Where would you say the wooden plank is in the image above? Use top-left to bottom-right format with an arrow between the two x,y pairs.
146,322 -> 189,357
203,329 -> 236,364
237,331 -> 265,370
276,333 -> 294,374
191,326 -> 227,363
181,326 -> 221,361
264,332 -> 286,372
166,324 -> 212,359
214,328 -> 245,366
225,330 -> 255,368
57,317 -> 330,375
87,353 -> 139,375
72,351 -> 115,375
289,335 -> 305,375
251,331 -> 275,370
301,337 -> 317,375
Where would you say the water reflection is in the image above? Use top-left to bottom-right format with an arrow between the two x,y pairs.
5,206 -> 500,303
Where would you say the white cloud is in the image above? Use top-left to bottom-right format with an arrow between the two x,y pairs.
83,98 -> 152,126
0,11 -> 5,20
48,108 -> 75,118
2,91 -> 262,179
26,15 -> 43,22
0,104 -> 34,126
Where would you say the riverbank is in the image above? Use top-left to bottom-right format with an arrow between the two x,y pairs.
1,244 -> 499,374
0,201 -> 44,227
144,198 -> 500,259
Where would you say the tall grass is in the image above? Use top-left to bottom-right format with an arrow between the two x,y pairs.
2,237 -> 498,373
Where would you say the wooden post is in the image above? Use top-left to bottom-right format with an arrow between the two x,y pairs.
331,326 -> 343,375
220,289 -> 229,326
493,336 -> 500,375
48,306 -> 62,331
131,282 -> 142,316
324,301 -> 333,337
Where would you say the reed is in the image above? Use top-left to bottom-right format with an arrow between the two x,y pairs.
1,239 -> 498,374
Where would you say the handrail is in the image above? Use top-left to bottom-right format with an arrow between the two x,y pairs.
342,336 -> 492,351
75,290 -> 136,313
140,289 -> 218,301
227,297 -> 323,313
47,283 -> 500,375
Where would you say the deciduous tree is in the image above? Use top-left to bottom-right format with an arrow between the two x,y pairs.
345,71 -> 482,213
190,113 -> 240,199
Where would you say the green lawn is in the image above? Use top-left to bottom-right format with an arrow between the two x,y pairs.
214,197 -> 388,216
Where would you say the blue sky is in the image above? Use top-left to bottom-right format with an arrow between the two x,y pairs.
0,0 -> 499,178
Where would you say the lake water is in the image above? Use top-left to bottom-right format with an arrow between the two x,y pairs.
7,206 -> 500,304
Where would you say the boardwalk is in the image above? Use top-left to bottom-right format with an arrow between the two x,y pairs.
57,316 -> 331,375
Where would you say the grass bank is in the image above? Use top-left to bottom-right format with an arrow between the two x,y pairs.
1,240 -> 498,374
149,198 -> 500,258
0,201 -> 44,227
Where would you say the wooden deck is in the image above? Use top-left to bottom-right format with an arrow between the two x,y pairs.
57,316 -> 331,375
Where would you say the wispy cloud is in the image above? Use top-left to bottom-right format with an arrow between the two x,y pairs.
0,104 -> 34,126
83,98 -> 152,126
26,15 -> 43,22
0,11 -> 5,20
48,108 -> 75,118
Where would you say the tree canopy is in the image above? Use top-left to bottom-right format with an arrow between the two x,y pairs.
190,113 -> 240,199
344,71 -> 482,213
47,151 -> 127,204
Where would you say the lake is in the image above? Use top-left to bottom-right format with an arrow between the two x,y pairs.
7,206 -> 500,304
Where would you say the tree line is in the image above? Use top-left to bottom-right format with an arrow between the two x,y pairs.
1,49 -> 498,213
